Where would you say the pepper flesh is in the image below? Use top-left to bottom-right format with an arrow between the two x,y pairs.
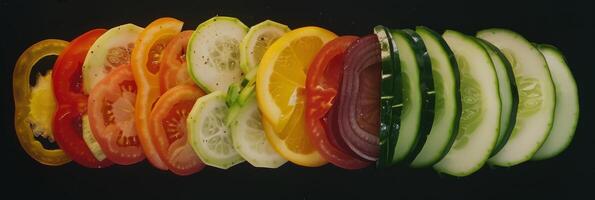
13,39 -> 71,166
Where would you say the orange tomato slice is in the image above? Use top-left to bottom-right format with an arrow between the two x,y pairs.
131,17 -> 182,170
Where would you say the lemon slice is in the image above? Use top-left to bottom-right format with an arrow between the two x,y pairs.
256,26 -> 336,166
262,102 -> 326,167
256,27 -> 336,132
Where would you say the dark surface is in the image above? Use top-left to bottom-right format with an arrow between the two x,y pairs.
1,0 -> 594,199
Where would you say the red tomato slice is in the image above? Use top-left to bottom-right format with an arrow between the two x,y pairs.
149,84 -> 206,175
131,17 -> 183,170
159,30 -> 193,93
52,29 -> 113,168
87,65 -> 144,165
305,36 -> 370,169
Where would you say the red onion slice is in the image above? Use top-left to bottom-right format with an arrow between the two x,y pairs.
336,35 -> 381,161
324,93 -> 360,158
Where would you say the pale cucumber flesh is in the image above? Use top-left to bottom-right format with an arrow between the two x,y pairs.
83,24 -> 143,93
390,30 -> 423,163
476,38 -> 518,156
478,29 -> 556,167
433,30 -> 501,177
240,20 -> 290,74
82,115 -> 107,161
532,44 -> 578,160
187,91 -> 244,169
187,17 -> 248,93
230,96 -> 287,168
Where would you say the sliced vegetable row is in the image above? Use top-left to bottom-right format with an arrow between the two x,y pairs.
374,27 -> 577,176
12,16 -> 579,177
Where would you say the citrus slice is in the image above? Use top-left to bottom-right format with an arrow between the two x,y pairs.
262,102 -> 326,167
256,26 -> 337,132
256,26 -> 336,166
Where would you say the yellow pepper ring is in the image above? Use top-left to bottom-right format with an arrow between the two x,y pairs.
13,39 -> 71,166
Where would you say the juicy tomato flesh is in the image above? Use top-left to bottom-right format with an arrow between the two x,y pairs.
53,49 -> 89,110
150,84 -> 205,175
52,29 -> 113,168
88,65 -> 144,165
305,36 -> 370,169
159,31 -> 193,93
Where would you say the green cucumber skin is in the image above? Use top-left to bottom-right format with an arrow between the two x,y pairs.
389,29 -> 421,164
374,25 -> 398,168
410,26 -> 461,168
226,83 -> 242,106
475,38 -> 519,156
387,27 -> 403,166
225,77 -> 256,126
532,44 -> 579,160
400,29 -> 435,165
388,29 -> 432,165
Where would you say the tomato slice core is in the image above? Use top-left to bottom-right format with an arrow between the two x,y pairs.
88,65 -> 144,165
150,84 -> 206,175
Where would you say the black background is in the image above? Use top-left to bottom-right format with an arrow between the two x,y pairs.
1,0 -> 594,199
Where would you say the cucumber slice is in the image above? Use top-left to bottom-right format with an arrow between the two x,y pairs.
476,38 -> 519,156
385,27 -> 403,167
532,44 -> 579,160
187,91 -> 244,169
433,30 -> 501,177
187,16 -> 248,93
230,95 -> 287,168
478,29 -> 556,167
401,29 -> 435,164
389,29 -> 434,164
411,26 -> 461,168
374,25 -> 399,167
82,115 -> 107,161
240,20 -> 290,74
83,24 -> 143,93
